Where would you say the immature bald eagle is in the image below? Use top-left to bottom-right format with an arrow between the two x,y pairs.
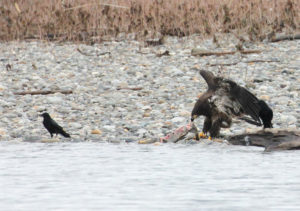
191,70 -> 273,137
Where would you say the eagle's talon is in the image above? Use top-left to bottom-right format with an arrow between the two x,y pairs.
199,132 -> 207,138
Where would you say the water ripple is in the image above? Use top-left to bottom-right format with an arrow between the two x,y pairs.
0,142 -> 300,210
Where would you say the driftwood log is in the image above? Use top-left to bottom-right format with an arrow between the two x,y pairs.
138,123 -> 300,152
207,59 -> 280,67
270,34 -> 300,42
191,49 -> 261,57
14,90 -> 73,95
77,48 -> 111,57
116,86 -> 143,91
227,128 -> 300,152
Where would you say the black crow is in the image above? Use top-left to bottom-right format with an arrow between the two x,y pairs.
41,112 -> 70,138
191,70 -> 273,137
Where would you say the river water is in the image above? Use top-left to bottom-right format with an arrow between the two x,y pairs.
1,141 -> 300,210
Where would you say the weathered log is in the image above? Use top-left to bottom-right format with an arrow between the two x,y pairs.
116,87 -> 143,91
192,49 -> 235,56
270,34 -> 300,42
239,50 -> 262,54
145,37 -> 165,46
207,59 -> 279,66
77,48 -> 111,57
227,128 -> 300,151
191,49 -> 261,57
14,90 -> 73,95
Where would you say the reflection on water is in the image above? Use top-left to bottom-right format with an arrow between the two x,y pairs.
1,141 -> 300,210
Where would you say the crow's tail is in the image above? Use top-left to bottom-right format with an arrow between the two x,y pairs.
60,129 -> 71,138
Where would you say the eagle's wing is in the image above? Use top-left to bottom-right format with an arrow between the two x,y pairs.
224,79 -> 262,125
198,70 -> 262,126
238,116 -> 262,126
199,70 -> 243,119
199,70 -> 217,90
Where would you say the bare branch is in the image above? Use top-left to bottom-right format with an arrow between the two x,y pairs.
14,90 -> 73,95
207,59 -> 280,66
191,49 -> 262,57
270,34 -> 300,42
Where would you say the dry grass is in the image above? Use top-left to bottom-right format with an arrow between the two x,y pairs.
0,0 -> 299,43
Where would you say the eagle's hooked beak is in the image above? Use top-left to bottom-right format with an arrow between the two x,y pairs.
191,114 -> 198,122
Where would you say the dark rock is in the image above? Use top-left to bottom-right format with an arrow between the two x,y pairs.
253,79 -> 264,83
124,138 -> 136,143
281,69 -> 294,75
280,84 -> 287,88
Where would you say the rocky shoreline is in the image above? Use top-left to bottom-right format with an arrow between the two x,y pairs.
0,35 -> 299,143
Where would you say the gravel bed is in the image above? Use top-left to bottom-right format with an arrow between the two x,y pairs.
0,35 -> 299,142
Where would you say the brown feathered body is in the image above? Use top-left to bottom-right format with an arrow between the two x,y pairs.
191,70 -> 273,137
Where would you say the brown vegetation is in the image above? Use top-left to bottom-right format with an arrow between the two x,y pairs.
0,0 -> 299,43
